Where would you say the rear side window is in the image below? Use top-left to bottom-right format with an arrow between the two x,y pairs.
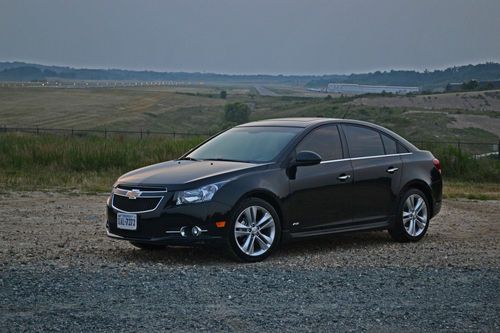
381,134 -> 398,155
296,125 -> 343,160
343,125 -> 384,158
397,143 -> 409,153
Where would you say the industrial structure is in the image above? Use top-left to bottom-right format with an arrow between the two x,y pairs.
327,83 -> 419,94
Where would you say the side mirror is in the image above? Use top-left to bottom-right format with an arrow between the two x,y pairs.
295,150 -> 322,167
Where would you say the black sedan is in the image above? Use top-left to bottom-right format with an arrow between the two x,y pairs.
106,118 -> 442,262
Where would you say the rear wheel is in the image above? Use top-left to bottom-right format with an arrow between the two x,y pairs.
389,189 -> 430,242
226,198 -> 280,262
130,242 -> 166,250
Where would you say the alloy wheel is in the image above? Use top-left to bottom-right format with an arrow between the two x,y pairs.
234,205 -> 276,257
402,194 -> 428,237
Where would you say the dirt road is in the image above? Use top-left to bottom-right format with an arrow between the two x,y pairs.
1,192 -> 499,331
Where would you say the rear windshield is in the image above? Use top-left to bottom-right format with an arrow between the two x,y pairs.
187,126 -> 301,163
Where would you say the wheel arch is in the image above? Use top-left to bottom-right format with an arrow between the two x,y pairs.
399,180 -> 434,217
238,189 -> 285,229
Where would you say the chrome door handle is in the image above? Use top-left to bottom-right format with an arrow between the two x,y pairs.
337,174 -> 351,181
386,167 -> 399,174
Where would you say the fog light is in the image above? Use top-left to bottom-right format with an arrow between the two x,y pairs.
180,226 -> 189,237
192,226 -> 202,237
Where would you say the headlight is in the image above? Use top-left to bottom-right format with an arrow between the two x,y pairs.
175,181 -> 228,205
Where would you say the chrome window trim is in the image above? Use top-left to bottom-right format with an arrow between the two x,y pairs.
320,158 -> 351,164
320,152 -> 412,164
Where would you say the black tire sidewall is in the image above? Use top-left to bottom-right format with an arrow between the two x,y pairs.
226,198 -> 281,262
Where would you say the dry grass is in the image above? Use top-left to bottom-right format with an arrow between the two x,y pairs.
444,181 -> 500,200
0,87 -> 226,132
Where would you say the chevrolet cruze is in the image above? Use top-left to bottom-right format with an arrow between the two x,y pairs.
106,118 -> 442,262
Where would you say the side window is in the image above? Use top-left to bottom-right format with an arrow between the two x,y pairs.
397,143 -> 409,153
381,134 -> 398,155
343,125 -> 385,158
296,125 -> 343,160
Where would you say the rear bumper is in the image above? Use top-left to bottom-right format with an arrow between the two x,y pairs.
431,177 -> 443,218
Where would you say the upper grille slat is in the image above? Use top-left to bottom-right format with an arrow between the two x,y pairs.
117,185 -> 167,192
111,186 -> 168,213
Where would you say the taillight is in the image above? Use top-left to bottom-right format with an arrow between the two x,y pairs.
433,158 -> 441,173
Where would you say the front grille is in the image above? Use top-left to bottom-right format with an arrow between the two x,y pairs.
113,195 -> 162,212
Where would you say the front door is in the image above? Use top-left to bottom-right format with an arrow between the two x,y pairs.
287,125 -> 353,231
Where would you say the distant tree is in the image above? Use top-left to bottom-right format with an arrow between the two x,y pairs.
462,80 -> 479,90
224,102 -> 250,124
220,90 -> 227,99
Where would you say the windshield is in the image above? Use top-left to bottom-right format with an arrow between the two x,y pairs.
187,126 -> 302,163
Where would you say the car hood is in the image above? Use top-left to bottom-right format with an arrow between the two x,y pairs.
116,160 -> 264,189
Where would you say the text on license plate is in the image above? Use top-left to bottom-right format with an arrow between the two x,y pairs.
117,213 -> 137,230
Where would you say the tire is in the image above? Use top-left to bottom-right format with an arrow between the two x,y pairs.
130,242 -> 166,250
226,198 -> 281,262
389,188 -> 430,242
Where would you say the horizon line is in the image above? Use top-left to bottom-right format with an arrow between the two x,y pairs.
1,59 -> 499,77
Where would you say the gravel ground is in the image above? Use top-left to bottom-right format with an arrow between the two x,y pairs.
1,192 -> 499,332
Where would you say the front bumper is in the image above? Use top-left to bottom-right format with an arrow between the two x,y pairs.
106,197 -> 232,246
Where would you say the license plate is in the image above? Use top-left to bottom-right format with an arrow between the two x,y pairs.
117,213 -> 137,230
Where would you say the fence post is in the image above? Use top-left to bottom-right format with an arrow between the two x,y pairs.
173,130 -> 176,141
140,129 -> 143,139
457,140 -> 461,152
36,126 -> 39,135
104,128 -> 107,139
498,139 -> 500,160
71,128 -> 74,137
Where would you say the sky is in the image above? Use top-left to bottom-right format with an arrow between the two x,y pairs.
1,0 -> 499,75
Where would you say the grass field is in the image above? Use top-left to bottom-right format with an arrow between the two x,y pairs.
1,86 -> 499,144
0,85 -> 498,198
0,133 -> 498,199
0,134 -> 204,192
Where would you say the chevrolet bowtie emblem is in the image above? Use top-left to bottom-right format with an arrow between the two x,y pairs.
126,189 -> 141,199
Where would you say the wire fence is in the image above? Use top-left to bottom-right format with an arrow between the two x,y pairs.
0,125 -> 211,140
411,140 -> 499,158
1,125 -> 499,158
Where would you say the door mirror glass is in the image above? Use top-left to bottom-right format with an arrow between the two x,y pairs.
295,151 -> 322,166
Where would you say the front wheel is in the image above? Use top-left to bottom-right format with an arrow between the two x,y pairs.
389,189 -> 430,242
226,198 -> 281,262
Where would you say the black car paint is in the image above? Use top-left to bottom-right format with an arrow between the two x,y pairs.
106,118 -> 442,246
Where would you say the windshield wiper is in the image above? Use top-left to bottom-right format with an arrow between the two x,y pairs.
178,156 -> 200,161
204,158 -> 248,163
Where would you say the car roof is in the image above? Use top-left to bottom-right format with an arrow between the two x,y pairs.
238,117 -> 339,128
238,117 -> 393,129
237,117 -> 418,151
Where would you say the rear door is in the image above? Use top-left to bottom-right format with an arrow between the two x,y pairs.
287,124 -> 353,231
341,124 -> 403,224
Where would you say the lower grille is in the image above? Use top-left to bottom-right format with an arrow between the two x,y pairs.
112,195 -> 162,213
